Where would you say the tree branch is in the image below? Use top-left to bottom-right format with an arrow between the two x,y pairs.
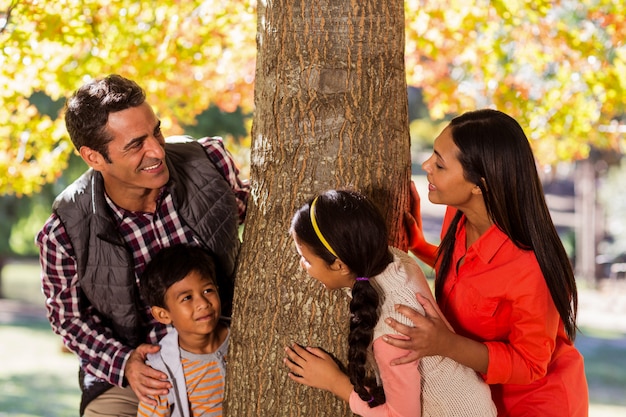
0,0 -> 20,36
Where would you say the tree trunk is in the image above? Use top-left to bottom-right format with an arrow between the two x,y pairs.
225,1 -> 410,415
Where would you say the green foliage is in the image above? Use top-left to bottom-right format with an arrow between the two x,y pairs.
183,105 -> 252,178
409,118 -> 449,151
1,0 -> 256,196
1,1 -> 624,193
183,105 -> 250,143
0,152 -> 86,257
404,0 -> 626,165
9,199 -> 50,256
0,195 -> 27,255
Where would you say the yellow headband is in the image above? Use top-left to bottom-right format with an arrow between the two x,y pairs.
310,196 -> 339,258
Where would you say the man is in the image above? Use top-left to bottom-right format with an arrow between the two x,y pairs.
36,74 -> 249,416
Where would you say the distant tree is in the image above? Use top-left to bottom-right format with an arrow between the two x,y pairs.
598,156 -> 626,258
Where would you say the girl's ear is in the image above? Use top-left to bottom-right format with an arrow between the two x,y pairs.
150,306 -> 172,325
331,258 -> 353,277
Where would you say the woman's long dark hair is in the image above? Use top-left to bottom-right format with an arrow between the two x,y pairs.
435,109 -> 578,341
290,189 -> 393,407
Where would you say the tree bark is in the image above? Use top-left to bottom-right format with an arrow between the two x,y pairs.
225,1 -> 410,415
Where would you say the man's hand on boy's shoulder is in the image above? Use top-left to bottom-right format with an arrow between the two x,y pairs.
125,344 -> 171,406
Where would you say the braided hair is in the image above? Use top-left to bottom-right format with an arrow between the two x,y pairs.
290,189 -> 393,407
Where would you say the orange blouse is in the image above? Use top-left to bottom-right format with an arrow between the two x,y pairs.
438,208 -> 588,416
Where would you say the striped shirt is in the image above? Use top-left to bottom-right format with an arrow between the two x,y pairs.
36,137 -> 248,387
137,329 -> 229,417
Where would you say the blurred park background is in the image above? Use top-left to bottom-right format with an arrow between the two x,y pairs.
1,0 -> 625,415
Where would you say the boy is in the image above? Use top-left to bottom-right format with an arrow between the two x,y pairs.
138,244 -> 229,417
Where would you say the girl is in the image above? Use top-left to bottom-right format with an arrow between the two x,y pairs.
384,109 -> 589,416
284,189 -> 496,417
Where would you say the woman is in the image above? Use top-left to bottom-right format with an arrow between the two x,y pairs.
384,109 -> 589,416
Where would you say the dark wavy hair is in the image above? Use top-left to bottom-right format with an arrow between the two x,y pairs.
139,244 -> 219,309
435,109 -> 578,341
290,189 -> 393,407
64,74 -> 146,162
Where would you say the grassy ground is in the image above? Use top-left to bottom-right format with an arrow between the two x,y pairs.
1,261 -> 626,416
0,262 -> 80,417
0,318 -> 79,417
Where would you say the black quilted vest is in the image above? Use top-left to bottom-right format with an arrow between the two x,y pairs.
53,140 -> 240,413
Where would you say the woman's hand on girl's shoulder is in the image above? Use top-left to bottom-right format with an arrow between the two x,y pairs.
383,293 -> 453,365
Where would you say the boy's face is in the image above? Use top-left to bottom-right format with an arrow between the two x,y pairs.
152,270 -> 221,338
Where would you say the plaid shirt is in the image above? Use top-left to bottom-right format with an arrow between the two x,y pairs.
35,137 -> 248,387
